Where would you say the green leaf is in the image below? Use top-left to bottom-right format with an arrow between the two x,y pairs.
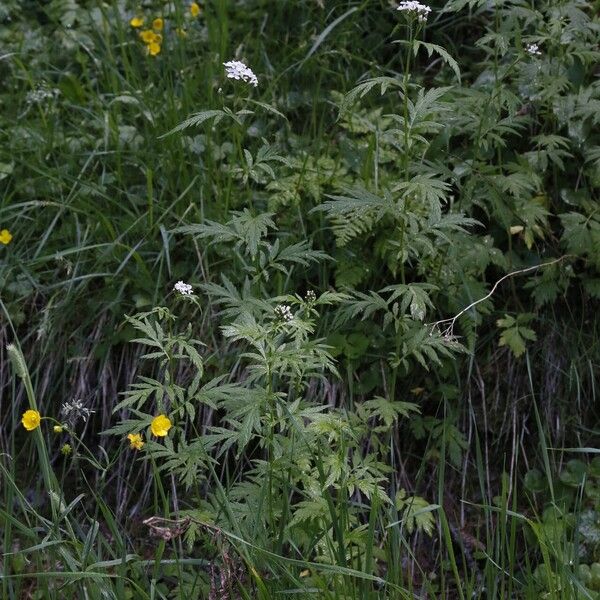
361,397 -> 420,428
559,459 -> 587,487
159,110 -> 227,138
497,314 -> 537,358
344,332 -> 370,359
394,490 -> 437,536
413,41 -> 461,82
524,469 -> 547,493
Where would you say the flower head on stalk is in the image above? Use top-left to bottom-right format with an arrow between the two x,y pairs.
274,304 -> 294,322
60,398 -> 95,428
396,1 -> 431,22
127,433 -> 145,450
526,43 -> 542,56
223,60 -> 258,87
22,410 -> 41,431
151,414 -> 172,437
174,281 -> 193,295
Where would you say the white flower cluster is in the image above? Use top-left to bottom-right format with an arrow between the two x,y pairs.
223,60 -> 258,87
26,84 -> 60,105
174,280 -> 193,295
526,43 -> 542,56
305,290 -> 316,302
274,304 -> 293,322
60,399 -> 95,427
396,1 -> 431,22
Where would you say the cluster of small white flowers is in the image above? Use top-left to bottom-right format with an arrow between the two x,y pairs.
174,280 -> 193,295
305,290 -> 316,302
274,304 -> 293,322
526,43 -> 542,56
223,60 -> 258,87
26,84 -> 60,105
60,399 -> 95,427
396,1 -> 431,22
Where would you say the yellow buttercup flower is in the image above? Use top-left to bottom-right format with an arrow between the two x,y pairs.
22,409 -> 41,431
150,414 -> 171,437
152,18 -> 164,31
0,229 -> 13,245
127,433 -> 145,450
152,33 -> 162,44
190,2 -> 200,17
148,42 -> 161,56
130,16 -> 144,28
53,424 -> 63,433
140,30 -> 155,44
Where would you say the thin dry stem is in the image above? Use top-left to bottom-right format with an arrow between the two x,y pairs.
429,255 -> 571,339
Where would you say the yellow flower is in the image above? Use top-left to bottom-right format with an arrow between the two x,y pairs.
53,424 -> 63,433
152,18 -> 164,31
127,433 -> 145,450
147,42 -> 161,56
22,409 -> 41,431
0,229 -> 13,245
190,2 -> 200,17
175,28 -> 187,38
140,30 -> 155,44
152,33 -> 163,44
130,16 -> 144,28
150,414 -> 171,437
60,444 -> 72,456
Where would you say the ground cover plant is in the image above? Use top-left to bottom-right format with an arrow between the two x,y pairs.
1,0 -> 600,597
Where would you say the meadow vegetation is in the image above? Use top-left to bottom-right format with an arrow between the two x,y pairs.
1,0 -> 600,597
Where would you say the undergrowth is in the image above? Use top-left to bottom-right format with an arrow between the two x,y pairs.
1,0 -> 599,597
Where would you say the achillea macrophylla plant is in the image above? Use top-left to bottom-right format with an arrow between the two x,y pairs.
163,56 -> 262,139
110,285 -> 440,575
105,165 -> 449,584
317,4 -> 471,388
105,6 -> 458,576
109,202 -> 447,576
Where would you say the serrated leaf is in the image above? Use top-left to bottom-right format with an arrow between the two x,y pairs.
159,110 -> 227,138
394,490 -> 437,536
413,41 -> 461,82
